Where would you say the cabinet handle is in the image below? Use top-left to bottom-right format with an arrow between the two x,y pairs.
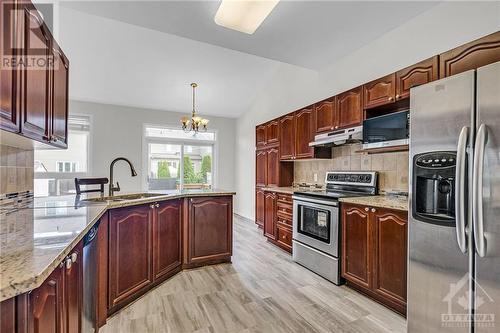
155,203 -> 160,208
65,257 -> 72,270
371,208 -> 376,213
364,207 -> 369,212
335,126 -> 339,129
71,252 -> 77,263
395,94 -> 400,100
150,204 -> 155,209
388,97 -> 394,102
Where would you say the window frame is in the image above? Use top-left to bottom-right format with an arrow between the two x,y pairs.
142,124 -> 218,191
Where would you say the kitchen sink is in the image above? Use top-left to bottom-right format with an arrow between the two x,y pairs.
83,193 -> 166,202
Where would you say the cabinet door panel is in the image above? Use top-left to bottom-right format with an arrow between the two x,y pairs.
255,150 -> 267,187
51,42 -> 69,148
279,114 -> 295,160
65,242 -> 83,333
108,205 -> 152,309
373,209 -> 407,304
439,31 -> 500,78
255,189 -> 265,228
266,147 -> 279,187
188,197 -> 232,262
341,204 -> 371,288
336,87 -> 363,129
294,107 -> 314,159
396,56 -> 438,99
266,120 -> 279,145
153,200 -> 181,281
21,6 -> 50,142
28,266 -> 64,333
314,99 -> 335,134
256,125 -> 266,148
264,192 -> 276,240
363,74 -> 396,109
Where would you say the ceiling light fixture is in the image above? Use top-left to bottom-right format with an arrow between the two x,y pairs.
214,0 -> 280,34
181,83 -> 209,134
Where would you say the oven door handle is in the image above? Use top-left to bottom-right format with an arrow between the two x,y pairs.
292,196 -> 339,207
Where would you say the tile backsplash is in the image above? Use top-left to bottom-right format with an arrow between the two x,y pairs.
294,143 -> 409,193
0,144 -> 34,195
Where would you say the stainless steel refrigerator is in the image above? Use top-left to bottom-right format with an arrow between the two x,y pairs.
408,60 -> 500,332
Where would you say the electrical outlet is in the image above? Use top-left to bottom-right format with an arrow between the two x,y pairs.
313,173 -> 318,182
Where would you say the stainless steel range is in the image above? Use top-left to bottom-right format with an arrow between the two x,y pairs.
292,171 -> 378,284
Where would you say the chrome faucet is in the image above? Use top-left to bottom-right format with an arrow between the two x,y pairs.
109,157 -> 138,196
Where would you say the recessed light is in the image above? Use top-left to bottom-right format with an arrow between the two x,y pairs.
214,0 -> 280,34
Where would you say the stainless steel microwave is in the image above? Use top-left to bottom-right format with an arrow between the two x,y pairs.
362,110 -> 409,149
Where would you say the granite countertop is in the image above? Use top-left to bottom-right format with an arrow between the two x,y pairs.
261,187 -> 295,195
0,189 -> 235,301
339,195 -> 409,211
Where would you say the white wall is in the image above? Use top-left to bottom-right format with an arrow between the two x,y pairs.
70,100 -> 235,192
234,1 -> 500,219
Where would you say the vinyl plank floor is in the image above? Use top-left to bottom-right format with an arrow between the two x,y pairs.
100,215 -> 406,333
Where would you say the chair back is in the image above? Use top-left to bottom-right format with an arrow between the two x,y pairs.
74,177 -> 108,195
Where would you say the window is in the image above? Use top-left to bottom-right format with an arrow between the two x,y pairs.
143,125 -> 216,191
34,116 -> 91,196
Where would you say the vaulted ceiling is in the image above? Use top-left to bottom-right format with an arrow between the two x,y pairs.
55,1 -> 439,118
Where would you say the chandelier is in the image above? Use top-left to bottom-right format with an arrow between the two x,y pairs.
181,83 -> 209,133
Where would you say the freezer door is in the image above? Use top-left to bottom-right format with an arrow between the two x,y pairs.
408,70 -> 475,332
474,61 -> 500,332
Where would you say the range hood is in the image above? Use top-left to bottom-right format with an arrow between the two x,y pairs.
309,125 -> 362,147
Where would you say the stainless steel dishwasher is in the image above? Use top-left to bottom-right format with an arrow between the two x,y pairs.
82,220 -> 100,333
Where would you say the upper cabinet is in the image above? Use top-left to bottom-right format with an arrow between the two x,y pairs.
256,124 -> 266,148
396,56 -> 438,100
439,31 -> 500,78
314,98 -> 336,134
266,120 -> 279,145
279,113 -> 295,160
294,107 -> 314,159
0,0 -> 69,148
336,86 -> 363,129
363,74 -> 396,109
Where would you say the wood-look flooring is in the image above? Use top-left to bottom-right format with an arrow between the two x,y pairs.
100,215 -> 406,333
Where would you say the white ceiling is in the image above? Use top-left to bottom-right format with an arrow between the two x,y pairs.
56,1 -> 439,118
61,1 -> 438,70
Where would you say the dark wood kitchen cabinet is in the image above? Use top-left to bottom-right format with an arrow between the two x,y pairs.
256,124 -> 267,148
363,74 -> 396,109
153,200 -> 182,282
439,31 -> 500,78
294,107 -> 314,159
314,98 -> 336,134
396,56 -> 438,100
255,150 -> 267,187
264,191 -> 277,240
341,203 -> 407,315
279,113 -> 295,160
336,86 -> 363,129
0,0 -> 70,147
50,41 -> 69,148
255,188 -> 265,228
266,147 -> 280,187
266,119 -> 279,145
185,196 -> 233,267
108,205 -> 153,311
26,241 -> 82,333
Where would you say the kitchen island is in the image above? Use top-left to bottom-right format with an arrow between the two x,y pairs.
0,189 -> 235,332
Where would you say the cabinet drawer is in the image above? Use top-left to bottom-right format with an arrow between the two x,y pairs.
276,202 -> 293,217
277,226 -> 292,251
277,193 -> 292,204
277,216 -> 292,227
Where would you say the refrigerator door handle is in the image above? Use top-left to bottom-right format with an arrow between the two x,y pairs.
473,123 -> 488,257
455,126 -> 469,254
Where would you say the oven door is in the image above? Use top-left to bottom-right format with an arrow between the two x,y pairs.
292,196 -> 339,257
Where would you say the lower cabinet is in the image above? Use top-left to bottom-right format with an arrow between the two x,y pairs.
27,241 -> 83,333
341,203 -> 408,315
263,191 -> 293,253
185,196 -> 233,267
255,188 -> 265,228
263,191 -> 277,240
108,204 -> 153,311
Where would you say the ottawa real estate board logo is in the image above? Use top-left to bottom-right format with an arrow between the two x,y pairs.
1,1 -> 57,70
442,273 -> 495,328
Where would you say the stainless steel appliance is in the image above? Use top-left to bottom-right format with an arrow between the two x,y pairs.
309,125 -> 362,147
82,221 -> 100,333
408,61 -> 500,332
292,171 -> 377,284
362,110 -> 409,149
